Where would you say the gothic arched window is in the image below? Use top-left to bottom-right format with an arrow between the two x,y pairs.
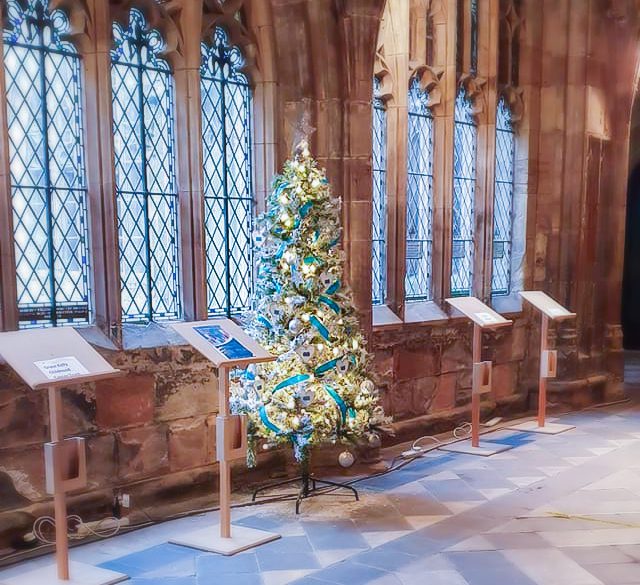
492,96 -> 515,295
451,87 -> 477,297
111,9 -> 181,323
405,76 -> 434,301
372,76 -> 387,305
3,0 -> 91,327
201,27 -> 253,317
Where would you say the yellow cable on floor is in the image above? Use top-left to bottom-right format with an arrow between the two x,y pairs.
547,511 -> 640,529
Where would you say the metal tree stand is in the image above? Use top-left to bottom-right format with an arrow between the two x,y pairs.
252,457 -> 359,514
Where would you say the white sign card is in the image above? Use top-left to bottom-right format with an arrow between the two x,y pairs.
34,356 -> 89,380
476,312 -> 498,325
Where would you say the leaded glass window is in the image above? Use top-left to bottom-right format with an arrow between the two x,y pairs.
492,97 -> 515,295
451,88 -> 476,297
111,9 -> 181,322
3,0 -> 91,328
372,77 -> 387,305
405,77 -> 434,302
201,27 -> 253,317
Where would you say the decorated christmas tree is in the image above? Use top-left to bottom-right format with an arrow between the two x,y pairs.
231,141 -> 385,467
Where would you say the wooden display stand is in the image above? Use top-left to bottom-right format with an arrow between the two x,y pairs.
510,291 -> 576,435
169,319 -> 280,555
439,297 -> 514,457
0,328 -> 126,585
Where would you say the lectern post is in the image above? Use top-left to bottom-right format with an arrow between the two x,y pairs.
169,319 -> 280,555
438,297 -> 514,457
510,291 -> 576,435
0,328 -> 127,585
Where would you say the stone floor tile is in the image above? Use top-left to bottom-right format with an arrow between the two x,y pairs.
503,549 -> 605,584
585,563 -> 640,585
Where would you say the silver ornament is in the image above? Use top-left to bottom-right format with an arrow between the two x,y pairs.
360,379 -> 375,394
338,450 -> 355,468
298,387 -> 315,407
319,271 -> 335,289
296,345 -> 315,363
336,358 -> 350,374
289,318 -> 303,333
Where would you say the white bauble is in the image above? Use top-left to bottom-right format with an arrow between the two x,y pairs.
338,451 -> 355,468
296,345 -> 315,363
289,318 -> 303,334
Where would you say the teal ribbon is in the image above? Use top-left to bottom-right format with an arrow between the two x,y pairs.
259,406 -> 282,434
257,316 -> 273,329
274,242 -> 287,259
314,358 -> 338,377
303,255 -> 320,265
319,295 -> 340,314
299,201 -> 313,217
309,315 -> 331,341
326,280 -> 340,295
273,373 -> 310,392
324,385 -> 347,423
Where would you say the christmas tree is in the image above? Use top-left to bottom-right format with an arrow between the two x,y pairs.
231,141 -> 384,466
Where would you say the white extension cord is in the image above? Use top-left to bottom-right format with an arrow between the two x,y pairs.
31,515 -> 127,545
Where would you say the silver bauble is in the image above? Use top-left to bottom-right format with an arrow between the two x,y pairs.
288,318 -> 303,333
360,379 -> 375,394
338,450 -> 355,468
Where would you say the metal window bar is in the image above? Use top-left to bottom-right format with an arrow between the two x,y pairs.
451,88 -> 477,297
3,0 -> 92,328
201,27 -> 253,318
492,97 -> 515,295
405,77 -> 434,302
372,77 -> 387,306
111,9 -> 181,323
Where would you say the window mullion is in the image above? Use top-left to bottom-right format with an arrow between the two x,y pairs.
39,44 -> 57,326
136,55 -> 153,322
220,76 -> 231,317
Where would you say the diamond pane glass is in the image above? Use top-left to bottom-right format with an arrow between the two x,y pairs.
111,9 -> 181,322
451,88 -> 477,297
492,97 -> 515,295
201,27 -> 253,317
372,77 -> 387,306
3,0 -> 91,328
405,77 -> 434,302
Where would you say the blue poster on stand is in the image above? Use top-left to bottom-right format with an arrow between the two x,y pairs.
194,325 -> 254,360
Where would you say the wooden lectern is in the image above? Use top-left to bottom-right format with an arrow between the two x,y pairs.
0,328 -> 127,585
510,291 -> 576,435
169,319 -> 280,555
439,297 -> 514,457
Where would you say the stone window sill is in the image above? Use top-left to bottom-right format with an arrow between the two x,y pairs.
491,292 -> 523,316
121,321 -> 188,350
372,304 -> 403,329
404,300 -> 449,325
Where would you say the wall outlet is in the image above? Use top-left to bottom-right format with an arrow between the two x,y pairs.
121,493 -> 130,508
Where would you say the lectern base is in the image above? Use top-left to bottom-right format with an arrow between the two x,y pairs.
1,561 -> 127,585
510,420 -> 575,435
170,524 -> 280,555
438,440 -> 513,457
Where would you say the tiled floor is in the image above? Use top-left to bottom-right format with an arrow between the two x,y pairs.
3,364 -> 640,584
